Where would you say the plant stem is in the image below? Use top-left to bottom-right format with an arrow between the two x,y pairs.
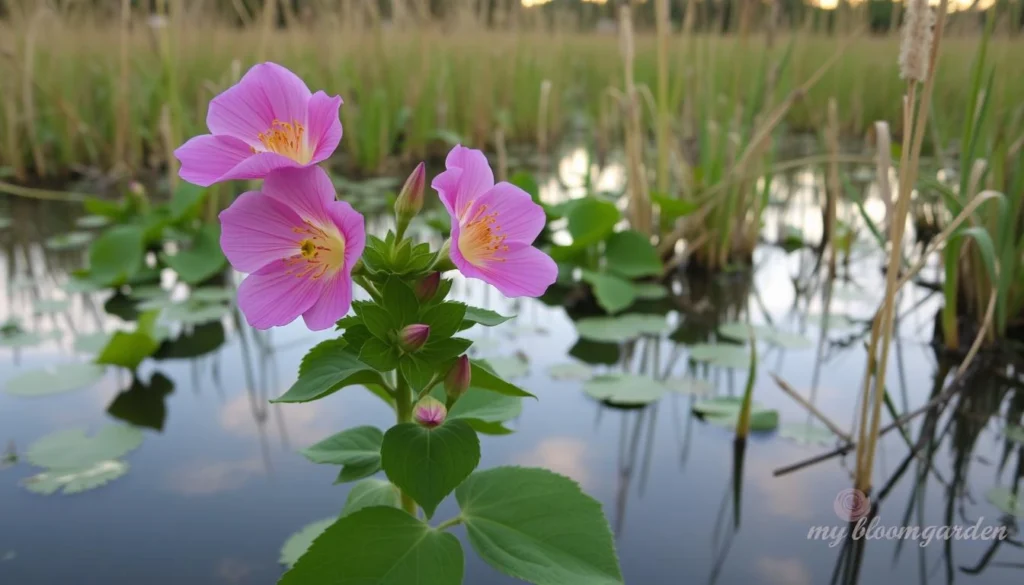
435,515 -> 463,531
354,275 -> 381,301
394,373 -> 417,516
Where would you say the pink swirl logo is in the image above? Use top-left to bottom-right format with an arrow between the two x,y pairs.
833,489 -> 871,521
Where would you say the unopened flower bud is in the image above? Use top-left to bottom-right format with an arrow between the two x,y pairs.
129,181 -> 146,197
413,396 -> 447,428
399,323 -> 430,352
395,162 -> 426,220
415,272 -> 441,302
444,355 -> 471,401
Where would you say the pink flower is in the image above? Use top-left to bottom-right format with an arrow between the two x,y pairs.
174,62 -> 343,187
218,166 -> 364,331
432,146 -> 557,297
413,396 -> 447,428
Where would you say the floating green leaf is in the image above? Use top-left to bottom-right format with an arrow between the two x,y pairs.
633,283 -> 669,300
87,225 -> 145,285
581,270 -> 636,314
692,397 -> 779,432
32,299 -> 70,315
281,507 -> 464,585
548,362 -> 593,381
74,331 -> 112,354
341,478 -> 401,517
457,466 -> 624,585
806,313 -> 858,331
160,225 -> 227,284
274,339 -> 381,403
188,287 -> 235,303
717,322 -> 811,349
279,518 -> 335,569
687,343 -> 750,369
779,423 -> 836,446
44,231 -> 93,251
162,302 -> 231,325
574,314 -> 669,342
487,355 -> 529,379
663,377 -> 714,396
380,420 -> 480,518
566,198 -> 619,249
3,363 -> 106,397
26,425 -> 143,471
605,230 -> 663,278
0,330 -> 48,349
21,460 -> 129,495
75,215 -> 111,229
584,373 -> 667,406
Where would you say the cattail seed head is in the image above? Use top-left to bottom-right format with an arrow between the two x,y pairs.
899,0 -> 934,83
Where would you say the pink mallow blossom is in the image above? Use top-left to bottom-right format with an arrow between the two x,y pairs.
218,166 -> 364,331
175,62 -> 342,186
432,145 -> 557,298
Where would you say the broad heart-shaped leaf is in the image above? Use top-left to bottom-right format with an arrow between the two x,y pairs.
605,230 -> 662,278
159,224 -> 226,284
581,270 -> 636,314
273,339 -> 382,403
342,478 -> 401,517
279,518 -> 335,569
472,360 -> 535,398
335,460 -> 383,483
359,337 -> 400,372
566,198 -> 619,249
353,302 -> 396,341
432,387 -> 523,425
382,278 -> 420,328
692,397 -> 780,432
21,460 -> 129,495
985,487 -> 1024,518
95,312 -> 161,370
301,426 -> 383,469
4,363 -> 105,397
26,425 -> 143,470
88,224 -> 145,286
687,343 -> 751,369
460,306 -> 514,329
633,283 -> 668,300
280,507 -> 464,585
457,466 -> 624,585
420,302 -> 467,341
380,420 -> 480,519
574,314 -> 669,342
584,373 -> 667,406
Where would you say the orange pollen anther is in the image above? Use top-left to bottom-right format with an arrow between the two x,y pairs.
253,119 -> 311,163
282,220 -> 346,280
458,202 -> 509,267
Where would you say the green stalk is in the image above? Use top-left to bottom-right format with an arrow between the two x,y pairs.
735,326 -> 758,441
394,373 -> 417,516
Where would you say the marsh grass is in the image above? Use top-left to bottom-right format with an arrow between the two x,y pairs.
1,7 -> 1022,181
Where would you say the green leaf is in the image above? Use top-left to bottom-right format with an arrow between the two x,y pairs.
446,388 -> 523,424
457,466 -> 623,585
663,377 -> 715,396
548,362 -> 593,381
342,478 -> 401,517
472,360 -> 535,398
73,331 -> 112,354
399,354 -> 436,393
301,426 -> 383,472
95,331 -> 159,370
633,283 -> 668,300
45,231 -> 93,251
161,302 -> 230,326
692,397 -> 779,431
21,460 -> 129,495
1004,425 -> 1024,444
341,324 -> 372,353
26,425 -> 143,470
652,193 -> 699,220
688,343 -> 750,368
75,214 -> 111,229
280,507 -> 464,585
509,170 -> 540,202
159,224 -> 226,284
33,299 -> 71,315
88,225 -> 145,285
420,337 -> 473,363
460,306 -> 514,329
169,182 -> 208,219
486,355 -> 529,379
0,330 -> 47,349
717,322 -> 811,349
986,487 -> 1024,518
779,423 -> 836,446
605,231 -> 663,278
574,314 -> 669,342
584,373 -> 667,405
359,337 -> 400,372
273,339 -> 381,403
566,198 -> 619,248
335,460 -> 383,483
382,278 -> 420,327
188,287 -> 235,303
581,270 -> 636,314
422,302 -> 468,340
380,420 -> 480,519
3,363 -> 106,397
279,518 -> 334,569
355,302 -> 395,341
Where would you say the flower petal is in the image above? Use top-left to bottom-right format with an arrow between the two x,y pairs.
207,62 -> 312,147
301,272 -> 353,331
236,259 -> 322,329
328,200 -> 366,271
174,134 -> 254,187
307,91 -> 343,164
474,182 -> 546,244
218,192 -> 303,273
432,145 -> 493,218
262,166 -> 336,225
215,151 -> 304,182
452,238 -> 556,299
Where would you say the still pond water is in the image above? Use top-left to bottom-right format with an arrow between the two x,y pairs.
1,147 -> 1021,585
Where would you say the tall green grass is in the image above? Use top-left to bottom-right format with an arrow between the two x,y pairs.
1,10 -> 1022,180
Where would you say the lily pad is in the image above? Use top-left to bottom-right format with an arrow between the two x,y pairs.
162,302 -> 231,325
74,215 -> 111,229
44,232 -> 93,251
633,283 -> 669,300
806,313 -> 858,331
547,362 -> 593,381
128,286 -> 170,300
687,343 -> 751,369
985,487 -> 1024,518
692,397 -> 779,431
487,355 -> 529,379
21,460 -> 128,495
717,322 -> 811,349
26,425 -> 143,469
583,373 -> 667,406
575,314 -> 669,342
280,517 -> 336,569
779,422 -> 837,446
3,363 -> 106,397
0,330 -> 47,349
663,377 -> 715,396
189,287 -> 235,303
73,331 -> 112,354
33,298 -> 71,315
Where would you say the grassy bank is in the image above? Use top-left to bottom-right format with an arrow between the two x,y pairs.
1,14 -> 1022,180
